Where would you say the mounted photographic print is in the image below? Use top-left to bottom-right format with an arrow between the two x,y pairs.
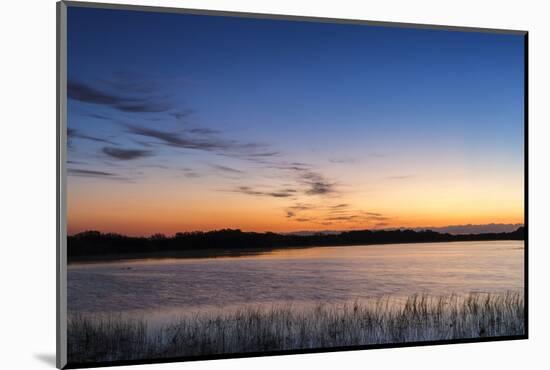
56,1 -> 528,368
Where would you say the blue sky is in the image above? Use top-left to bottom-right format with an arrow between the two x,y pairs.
66,6 -> 525,235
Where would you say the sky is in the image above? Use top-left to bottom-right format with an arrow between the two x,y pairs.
66,6 -> 525,236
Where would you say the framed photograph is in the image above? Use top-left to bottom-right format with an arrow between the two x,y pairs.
57,1 -> 527,368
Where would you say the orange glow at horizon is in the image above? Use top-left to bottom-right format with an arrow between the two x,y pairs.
67,165 -> 524,236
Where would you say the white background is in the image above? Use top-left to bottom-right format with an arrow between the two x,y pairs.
1,0 -> 548,369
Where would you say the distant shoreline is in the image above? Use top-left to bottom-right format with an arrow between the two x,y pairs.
67,228 -> 524,264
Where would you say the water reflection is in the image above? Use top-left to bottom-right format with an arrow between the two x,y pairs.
68,240 -> 524,320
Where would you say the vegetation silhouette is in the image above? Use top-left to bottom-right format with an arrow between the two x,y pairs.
67,227 -> 524,262
68,291 -> 524,363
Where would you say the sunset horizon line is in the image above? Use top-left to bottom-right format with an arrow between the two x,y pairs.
68,222 -> 525,238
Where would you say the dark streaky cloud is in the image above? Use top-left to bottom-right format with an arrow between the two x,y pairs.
170,109 -> 196,120
233,186 -> 297,198
102,147 -> 153,160
301,170 -> 336,195
68,128 -> 117,146
210,164 -> 244,174
68,168 -> 114,177
273,164 -> 337,197
126,124 -> 276,160
68,80 -> 172,113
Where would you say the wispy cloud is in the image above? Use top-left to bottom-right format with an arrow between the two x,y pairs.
68,73 -> 364,218
325,215 -> 359,221
299,169 -> 336,196
306,181 -> 335,195
287,203 -> 314,211
329,203 -> 349,211
68,168 -> 115,177
177,167 -> 202,178
126,124 -> 226,150
231,186 -> 297,198
125,124 -> 277,161
68,167 -> 137,182
84,113 -> 111,120
210,164 -> 244,174
268,162 -> 311,171
170,109 -> 196,120
364,211 -> 384,217
68,80 -> 173,113
242,151 -> 280,158
269,163 -> 337,197
102,147 -> 153,160
282,201 -> 388,227
67,128 -> 117,146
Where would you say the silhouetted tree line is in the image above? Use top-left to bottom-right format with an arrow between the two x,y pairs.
67,227 -> 524,261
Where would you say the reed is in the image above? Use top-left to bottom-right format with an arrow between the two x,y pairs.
68,291 -> 524,363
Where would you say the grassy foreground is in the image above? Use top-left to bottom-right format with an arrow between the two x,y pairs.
68,291 -> 524,363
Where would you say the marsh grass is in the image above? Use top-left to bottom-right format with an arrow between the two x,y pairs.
68,291 -> 524,363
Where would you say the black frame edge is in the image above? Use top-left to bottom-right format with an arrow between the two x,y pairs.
523,32 -> 529,338
62,0 -> 527,35
57,1 -> 68,369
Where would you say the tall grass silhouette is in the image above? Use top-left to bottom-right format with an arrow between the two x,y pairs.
68,291 -> 524,363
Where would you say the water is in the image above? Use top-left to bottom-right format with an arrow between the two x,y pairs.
68,240 -> 524,320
